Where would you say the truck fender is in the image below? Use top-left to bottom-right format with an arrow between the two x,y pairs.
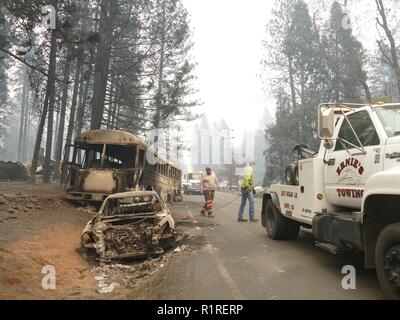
361,168 -> 400,268
261,192 -> 281,227
362,167 -> 400,214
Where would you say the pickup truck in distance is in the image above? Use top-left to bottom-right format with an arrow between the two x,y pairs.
261,102 -> 400,300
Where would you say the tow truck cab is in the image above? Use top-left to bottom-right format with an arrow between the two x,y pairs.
261,103 -> 400,299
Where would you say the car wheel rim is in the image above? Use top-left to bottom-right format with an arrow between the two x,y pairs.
384,243 -> 400,290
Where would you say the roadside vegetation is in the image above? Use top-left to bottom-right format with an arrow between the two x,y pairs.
263,0 -> 400,184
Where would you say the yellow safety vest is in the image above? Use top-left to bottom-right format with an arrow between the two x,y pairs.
239,166 -> 254,191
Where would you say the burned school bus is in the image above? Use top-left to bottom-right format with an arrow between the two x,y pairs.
64,130 -> 182,203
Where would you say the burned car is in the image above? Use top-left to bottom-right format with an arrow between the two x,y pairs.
81,191 -> 176,261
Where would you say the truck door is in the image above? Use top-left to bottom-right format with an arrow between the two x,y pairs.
325,110 -> 383,209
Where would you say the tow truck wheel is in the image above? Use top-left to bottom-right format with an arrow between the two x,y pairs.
375,223 -> 400,300
265,200 -> 288,240
287,220 -> 300,240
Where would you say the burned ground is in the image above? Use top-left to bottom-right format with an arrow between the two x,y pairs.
0,182 -> 207,299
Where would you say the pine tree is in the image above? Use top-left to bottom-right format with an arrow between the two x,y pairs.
262,0 -> 378,184
264,88 -> 297,184
321,1 -> 371,102
150,0 -> 198,131
263,0 -> 322,184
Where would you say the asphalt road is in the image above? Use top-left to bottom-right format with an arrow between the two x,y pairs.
142,192 -> 385,300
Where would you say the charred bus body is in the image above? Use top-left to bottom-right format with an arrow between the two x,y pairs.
64,130 -> 182,203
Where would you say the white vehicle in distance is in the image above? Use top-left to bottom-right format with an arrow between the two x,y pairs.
182,172 -> 202,195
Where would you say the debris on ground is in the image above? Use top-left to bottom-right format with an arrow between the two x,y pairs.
78,205 -> 98,214
0,161 -> 30,181
173,245 -> 185,253
93,246 -> 187,293
89,219 -> 208,294
96,277 -> 120,294
0,193 -> 70,219
0,181 -> 209,299
80,191 -> 209,294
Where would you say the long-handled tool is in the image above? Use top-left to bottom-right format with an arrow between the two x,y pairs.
211,177 -> 266,213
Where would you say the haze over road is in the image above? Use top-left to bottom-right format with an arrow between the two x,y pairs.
143,192 -> 384,300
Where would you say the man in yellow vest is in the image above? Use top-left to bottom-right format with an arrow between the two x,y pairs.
238,162 -> 258,222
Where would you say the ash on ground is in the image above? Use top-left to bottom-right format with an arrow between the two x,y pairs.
0,193 -> 68,221
91,227 -> 207,294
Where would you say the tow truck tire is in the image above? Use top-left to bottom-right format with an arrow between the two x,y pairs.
287,220 -> 300,240
265,200 -> 288,240
285,164 -> 296,185
375,223 -> 400,300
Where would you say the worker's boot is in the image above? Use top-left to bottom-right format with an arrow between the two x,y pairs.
237,218 -> 248,222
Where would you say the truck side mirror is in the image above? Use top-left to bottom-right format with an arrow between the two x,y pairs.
318,106 -> 335,140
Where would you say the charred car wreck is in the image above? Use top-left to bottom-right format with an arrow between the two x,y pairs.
81,191 -> 176,261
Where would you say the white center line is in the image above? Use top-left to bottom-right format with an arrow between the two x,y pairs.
208,248 -> 244,300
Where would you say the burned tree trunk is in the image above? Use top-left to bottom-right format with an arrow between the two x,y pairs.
54,48 -> 72,180
62,55 -> 82,182
110,102 -> 118,130
18,69 -> 28,162
106,73 -> 115,129
77,51 -> 94,136
31,30 -> 57,183
362,80 -> 372,103
288,55 -> 297,108
90,0 -> 116,130
53,98 -> 60,157
43,30 -> 58,183
22,90 -> 31,162
75,65 -> 85,164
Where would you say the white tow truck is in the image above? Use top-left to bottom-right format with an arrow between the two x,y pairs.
261,102 -> 400,299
